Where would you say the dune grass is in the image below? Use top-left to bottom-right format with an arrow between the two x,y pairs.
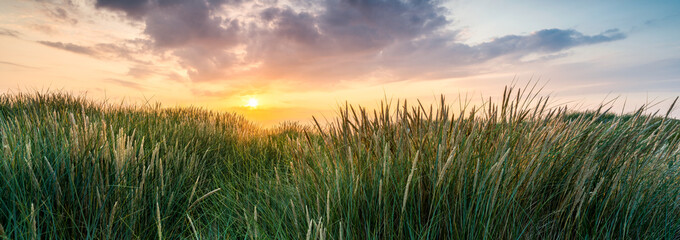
1,85 -> 679,239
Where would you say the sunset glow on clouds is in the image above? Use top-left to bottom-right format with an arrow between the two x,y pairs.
1,0 -> 679,125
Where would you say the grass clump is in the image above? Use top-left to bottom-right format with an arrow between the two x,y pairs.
1,86 -> 679,239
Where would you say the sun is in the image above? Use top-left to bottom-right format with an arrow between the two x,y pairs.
245,98 -> 259,108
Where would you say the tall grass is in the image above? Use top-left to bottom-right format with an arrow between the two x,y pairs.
1,86 -> 679,239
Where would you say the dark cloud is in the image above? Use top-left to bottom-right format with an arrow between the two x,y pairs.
93,0 -> 243,82
95,0 -> 153,19
52,7 -> 68,18
320,0 -> 449,51
255,0 -> 449,56
30,0 -> 75,5
475,28 -> 626,59
143,1 -> 240,48
237,0 -> 451,82
249,6 -> 625,82
94,0 -> 242,49
377,28 -> 626,80
95,0 -> 242,19
90,0 -> 627,84
37,41 -> 99,56
260,7 -> 321,46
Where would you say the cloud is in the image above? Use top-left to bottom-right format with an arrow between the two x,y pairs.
319,0 -> 449,51
34,39 -> 179,84
94,0 -> 242,49
143,2 -> 240,49
37,41 -> 99,56
236,0 -> 452,83
93,0 -> 244,82
474,28 -> 626,59
46,7 -> 79,24
94,0 -> 153,19
94,0 -> 242,19
0,28 -> 21,37
105,78 -> 147,90
127,65 -> 157,78
35,39 -> 154,65
88,0 -> 627,86
27,24 -> 58,35
0,61 -> 39,69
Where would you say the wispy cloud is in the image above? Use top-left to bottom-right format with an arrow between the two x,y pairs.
37,41 -> 99,56
0,61 -> 39,69
45,6 -> 78,24
105,78 -> 146,90
474,28 -> 626,58
27,24 -> 58,35
0,28 -> 21,37
36,40 -> 153,64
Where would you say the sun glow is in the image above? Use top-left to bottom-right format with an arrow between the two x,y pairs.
246,98 -> 259,108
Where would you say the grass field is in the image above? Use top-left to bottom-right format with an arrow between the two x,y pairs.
1,85 -> 679,239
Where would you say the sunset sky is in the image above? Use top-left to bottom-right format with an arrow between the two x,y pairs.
1,0 -> 679,126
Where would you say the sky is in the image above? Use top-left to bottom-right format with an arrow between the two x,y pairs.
1,0 -> 679,126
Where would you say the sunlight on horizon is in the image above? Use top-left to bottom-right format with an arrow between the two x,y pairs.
245,97 -> 259,109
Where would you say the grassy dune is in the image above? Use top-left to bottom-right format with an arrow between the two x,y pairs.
1,86 -> 679,239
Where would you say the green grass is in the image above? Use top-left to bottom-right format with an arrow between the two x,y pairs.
1,85 -> 679,239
